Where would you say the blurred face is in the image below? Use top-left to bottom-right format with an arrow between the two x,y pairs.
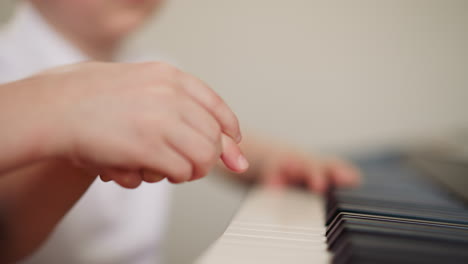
32,0 -> 165,41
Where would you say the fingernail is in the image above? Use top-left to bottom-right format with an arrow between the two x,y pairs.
237,155 -> 249,170
236,134 -> 242,143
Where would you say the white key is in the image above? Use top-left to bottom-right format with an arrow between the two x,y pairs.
196,187 -> 330,264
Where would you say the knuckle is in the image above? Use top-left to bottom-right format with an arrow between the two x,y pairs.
137,149 -> 161,169
134,116 -> 158,140
134,113 -> 174,140
205,96 -> 238,134
206,93 -> 223,110
135,61 -> 159,75
140,62 -> 181,85
152,62 -> 178,75
143,61 -> 163,70
228,111 -> 240,127
196,144 -> 217,167
212,123 -> 222,141
153,83 -> 181,100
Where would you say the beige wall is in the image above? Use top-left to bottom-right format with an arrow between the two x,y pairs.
134,0 -> 468,152
2,1 -> 468,263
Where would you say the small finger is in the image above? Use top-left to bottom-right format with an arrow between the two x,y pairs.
99,174 -> 113,182
108,170 -> 143,189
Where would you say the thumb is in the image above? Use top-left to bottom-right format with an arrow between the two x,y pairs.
220,134 -> 249,173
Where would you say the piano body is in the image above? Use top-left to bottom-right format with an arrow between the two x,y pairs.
197,152 -> 468,264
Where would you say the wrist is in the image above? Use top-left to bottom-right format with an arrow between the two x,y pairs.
27,76 -> 73,159
0,78 -> 64,170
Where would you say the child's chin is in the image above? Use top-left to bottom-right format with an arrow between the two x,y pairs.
106,16 -> 147,39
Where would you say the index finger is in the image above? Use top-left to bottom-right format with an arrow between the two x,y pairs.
179,73 -> 242,143
219,134 -> 249,173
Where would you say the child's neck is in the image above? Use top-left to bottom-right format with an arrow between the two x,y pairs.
32,4 -> 120,61
62,32 -> 120,62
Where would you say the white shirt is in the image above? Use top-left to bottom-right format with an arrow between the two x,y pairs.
0,4 -> 171,264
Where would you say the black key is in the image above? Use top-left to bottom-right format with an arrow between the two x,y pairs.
325,151 -> 468,264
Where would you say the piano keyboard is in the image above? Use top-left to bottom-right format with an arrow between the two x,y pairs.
197,152 -> 468,264
196,187 -> 330,264
326,152 -> 468,264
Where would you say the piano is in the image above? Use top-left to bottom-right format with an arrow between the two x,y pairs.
196,151 -> 468,264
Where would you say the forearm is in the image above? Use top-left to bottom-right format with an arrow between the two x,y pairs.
0,78 -> 60,173
0,160 -> 96,263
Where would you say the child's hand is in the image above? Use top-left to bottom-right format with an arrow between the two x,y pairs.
27,62 -> 248,187
257,147 -> 360,193
233,136 -> 360,193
